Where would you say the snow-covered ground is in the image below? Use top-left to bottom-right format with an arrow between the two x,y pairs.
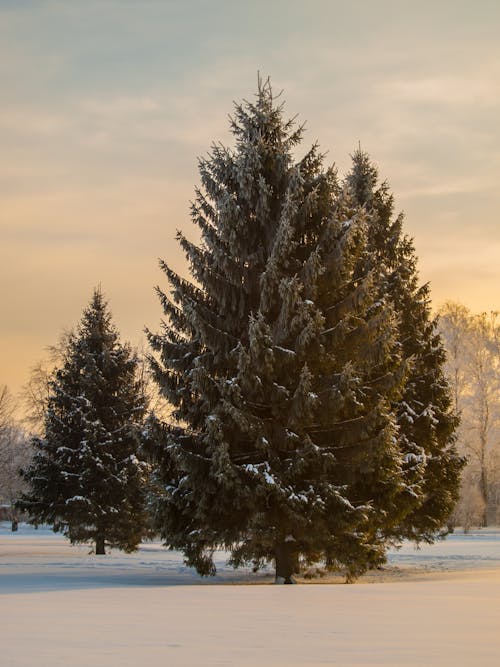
2,523 -> 500,665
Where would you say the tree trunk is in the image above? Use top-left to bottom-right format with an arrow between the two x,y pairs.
95,534 -> 105,555
10,507 -> 18,532
479,465 -> 488,527
274,540 -> 298,584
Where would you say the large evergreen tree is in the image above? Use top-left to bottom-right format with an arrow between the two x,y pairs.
19,289 -> 150,554
346,152 -> 464,541
147,80 -> 438,582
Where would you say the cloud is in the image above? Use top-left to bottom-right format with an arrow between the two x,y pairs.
0,109 -> 71,136
2,0 -> 500,399
378,71 -> 500,108
81,96 -> 161,116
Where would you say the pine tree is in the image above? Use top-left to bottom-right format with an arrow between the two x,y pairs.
148,81 -> 419,581
19,289 -> 150,554
346,150 -> 464,541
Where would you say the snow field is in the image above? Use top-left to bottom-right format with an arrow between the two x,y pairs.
3,572 -> 500,666
2,525 -> 500,666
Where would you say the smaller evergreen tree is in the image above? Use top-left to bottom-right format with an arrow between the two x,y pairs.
346,150 -> 464,540
19,289 -> 150,554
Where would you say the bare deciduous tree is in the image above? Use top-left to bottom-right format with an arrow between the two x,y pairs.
0,425 -> 31,530
438,303 -> 500,527
20,331 -> 72,435
0,386 -> 32,530
0,385 -> 15,431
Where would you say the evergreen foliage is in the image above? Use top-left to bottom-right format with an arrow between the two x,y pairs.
148,81 -> 462,581
346,152 -> 464,541
19,289 -> 150,554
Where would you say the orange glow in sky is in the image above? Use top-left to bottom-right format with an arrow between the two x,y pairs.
1,1 -> 499,400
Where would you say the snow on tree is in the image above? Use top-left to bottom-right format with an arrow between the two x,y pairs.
347,151 -> 464,541
147,79 -> 444,582
18,289 -> 151,554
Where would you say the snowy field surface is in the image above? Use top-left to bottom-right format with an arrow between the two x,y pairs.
2,523 -> 500,666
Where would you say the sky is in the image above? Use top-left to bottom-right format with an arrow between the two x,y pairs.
1,0 -> 499,400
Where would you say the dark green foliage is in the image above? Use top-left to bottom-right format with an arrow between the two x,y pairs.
147,81 -> 446,580
346,150 -> 464,541
19,289 -> 150,553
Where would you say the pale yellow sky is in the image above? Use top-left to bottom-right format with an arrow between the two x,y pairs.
1,0 -> 499,400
